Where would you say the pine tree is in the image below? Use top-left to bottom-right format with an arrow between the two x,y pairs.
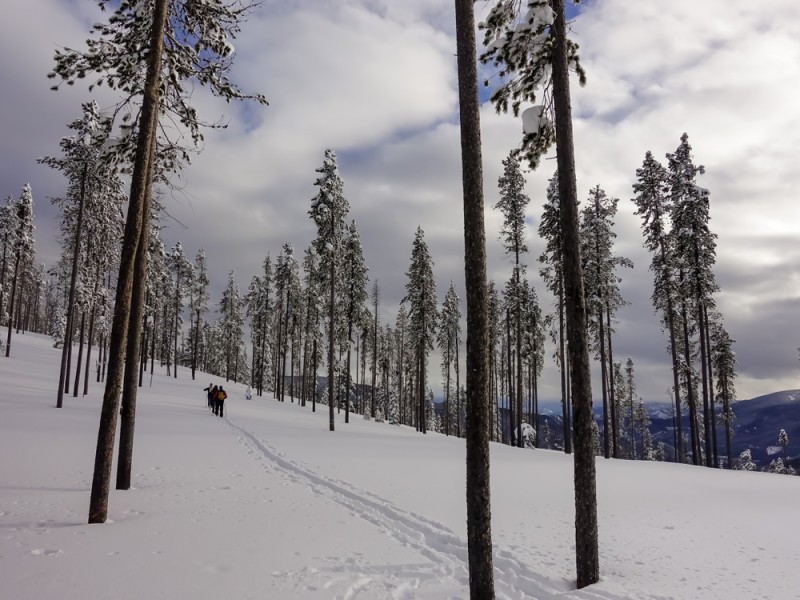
632,150 -> 685,462
633,400 -> 652,460
370,281 -> 380,418
437,282 -> 462,436
403,227 -> 438,435
480,0 -> 598,586
309,149 -> 350,431
39,102 -> 123,405
710,320 -> 736,468
487,280 -> 502,442
735,449 -> 756,471
274,244 -> 301,402
219,271 -> 244,382
300,248 -> 321,408
189,250 -> 210,381
538,172 -> 571,453
4,184 -> 36,358
668,133 -> 719,467
245,254 -> 272,397
521,279 -> 545,445
342,221 -> 369,423
778,429 -> 789,460
167,242 -> 192,379
494,152 -> 530,447
580,186 -> 631,458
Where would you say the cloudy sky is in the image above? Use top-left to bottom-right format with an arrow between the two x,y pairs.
2,0 -> 800,403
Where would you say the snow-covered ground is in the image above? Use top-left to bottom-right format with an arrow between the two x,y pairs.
1,332 -> 798,599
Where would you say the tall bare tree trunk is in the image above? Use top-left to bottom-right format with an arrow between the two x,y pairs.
328,211 -> 335,432
116,127 -> 157,491
551,0 -> 599,587
72,310 -> 86,397
454,1 -> 495,596
57,161 -> 88,407
88,0 -> 168,524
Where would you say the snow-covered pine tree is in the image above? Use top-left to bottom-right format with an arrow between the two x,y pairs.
494,151 -> 531,447
370,281 -> 380,418
245,262 -> 267,395
0,196 -> 18,351
189,250 -> 210,381
735,449 -> 756,471
521,278 -> 545,445
309,150 -> 350,431
167,242 -> 192,379
342,221 -> 369,423
219,271 -> 244,382
403,227 -> 438,435
709,320 -> 736,468
273,244 -> 301,403
632,150 -> 685,462
437,282 -> 462,436
487,279 -> 502,442
39,102 -> 124,405
580,186 -> 631,458
4,184 -> 36,358
300,247 -> 320,408
622,358 -> 637,458
778,429 -> 789,460
393,304 -> 409,425
538,171 -> 570,453
668,133 -> 719,467
633,400 -> 652,460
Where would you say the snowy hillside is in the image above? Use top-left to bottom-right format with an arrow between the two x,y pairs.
1,332 -> 799,599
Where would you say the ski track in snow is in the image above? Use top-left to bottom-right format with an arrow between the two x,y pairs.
223,416 -> 627,600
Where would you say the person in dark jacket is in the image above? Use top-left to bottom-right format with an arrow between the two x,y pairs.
210,384 -> 219,414
216,385 -> 228,418
203,383 -> 214,409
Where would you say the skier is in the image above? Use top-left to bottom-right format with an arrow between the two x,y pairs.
245,386 -> 252,400
203,383 -> 214,408
215,385 -> 228,418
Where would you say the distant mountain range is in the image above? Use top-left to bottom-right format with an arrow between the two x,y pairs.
537,389 -> 800,468
300,377 -> 799,469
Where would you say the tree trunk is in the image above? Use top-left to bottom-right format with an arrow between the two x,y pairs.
88,0 -> 167,523
558,281 -> 571,453
551,0 -> 599,586
173,270 -> 180,379
598,303 -> 610,459
662,263 -> 684,462
328,217 -> 335,431
72,310 -> 86,397
455,331 -> 461,438
679,295 -> 701,464
57,160 -> 88,406
4,245 -> 22,358
83,303 -> 96,396
117,118 -> 157,491
454,1 -> 495,595
703,306 -> 718,467
605,303 -> 618,458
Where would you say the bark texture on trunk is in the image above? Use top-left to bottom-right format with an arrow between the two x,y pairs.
88,0 -> 168,524
454,1 -> 495,597
550,0 -> 599,587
